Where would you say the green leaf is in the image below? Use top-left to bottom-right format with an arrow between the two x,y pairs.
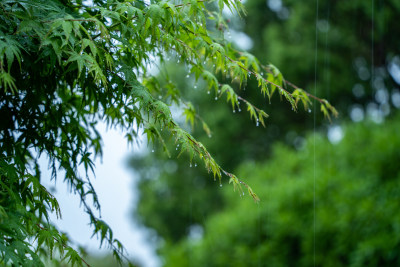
0,71 -> 17,93
62,21 -> 73,42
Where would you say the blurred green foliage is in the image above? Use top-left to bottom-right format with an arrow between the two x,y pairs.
244,0 -> 400,113
161,114 -> 400,266
130,0 -> 400,262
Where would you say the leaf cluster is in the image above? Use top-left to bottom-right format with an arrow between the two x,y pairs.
0,0 -> 335,265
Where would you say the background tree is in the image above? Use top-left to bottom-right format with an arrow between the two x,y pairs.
129,0 -> 400,262
0,0 -> 333,265
160,113 -> 400,267
244,0 -> 400,120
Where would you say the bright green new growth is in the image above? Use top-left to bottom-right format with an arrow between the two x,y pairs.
0,0 -> 337,265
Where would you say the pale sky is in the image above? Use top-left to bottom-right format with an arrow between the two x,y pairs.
40,122 -> 160,267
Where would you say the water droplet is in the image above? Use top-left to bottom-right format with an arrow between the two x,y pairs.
186,74 -> 190,78
177,59 -> 180,63
308,109 -> 312,113
224,70 -> 226,73
194,85 -> 197,89
261,72 -> 264,76
158,95 -> 162,99
203,61 -> 206,64
233,110 -> 236,113
208,134 -> 212,138
151,149 -> 155,153
213,56 -> 216,59
215,97 -> 218,100
238,108 -> 241,112
190,163 -> 192,167
256,121 -> 259,127
176,147 -> 178,150
219,184 -> 222,187
207,91 -> 210,94
194,163 -> 197,167
242,192 -> 245,196
213,64 -> 215,68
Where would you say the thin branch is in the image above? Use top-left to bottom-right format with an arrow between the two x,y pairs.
110,70 -> 260,201
283,78 -> 324,103
42,19 -> 97,23
177,22 -> 329,108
